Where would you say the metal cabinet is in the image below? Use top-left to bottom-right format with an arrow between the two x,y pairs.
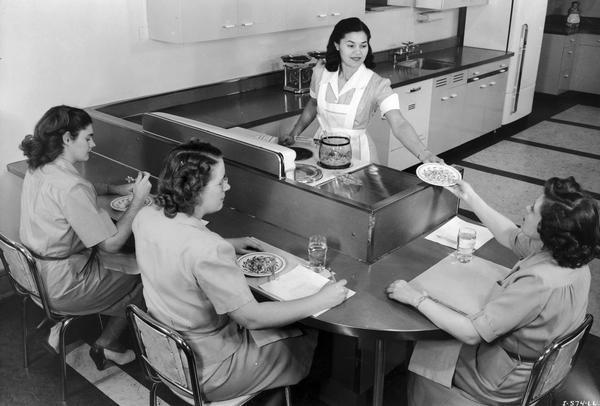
367,79 -> 433,170
536,33 -> 578,95
285,0 -> 363,31
427,71 -> 467,155
570,34 -> 600,95
464,60 -> 509,139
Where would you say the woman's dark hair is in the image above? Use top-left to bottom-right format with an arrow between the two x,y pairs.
155,140 -> 223,218
325,17 -> 375,72
19,105 -> 92,169
539,176 -> 600,268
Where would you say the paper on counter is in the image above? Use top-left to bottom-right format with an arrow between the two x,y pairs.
425,216 -> 494,250
259,264 -> 355,317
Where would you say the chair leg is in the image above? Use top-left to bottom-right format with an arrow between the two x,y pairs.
284,386 -> 292,406
150,383 -> 159,406
59,317 -> 75,403
22,297 -> 29,371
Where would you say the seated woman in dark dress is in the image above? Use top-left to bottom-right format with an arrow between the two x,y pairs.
387,176 -> 600,405
132,140 -> 349,402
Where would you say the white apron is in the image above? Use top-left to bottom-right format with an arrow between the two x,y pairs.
315,64 -> 374,162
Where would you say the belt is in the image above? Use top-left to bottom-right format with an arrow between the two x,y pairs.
504,349 -> 539,363
27,246 -> 99,277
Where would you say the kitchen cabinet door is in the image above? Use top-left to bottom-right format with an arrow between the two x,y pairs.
238,0 -> 286,36
366,79 -> 433,170
570,34 -> 600,95
427,71 -> 468,155
536,34 -> 577,95
285,0 -> 363,31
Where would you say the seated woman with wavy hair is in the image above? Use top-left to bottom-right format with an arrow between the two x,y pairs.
387,176 -> 600,405
132,140 -> 349,402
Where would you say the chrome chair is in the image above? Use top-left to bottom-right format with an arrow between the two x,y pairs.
0,232 -> 101,405
521,313 -> 593,406
127,304 -> 293,406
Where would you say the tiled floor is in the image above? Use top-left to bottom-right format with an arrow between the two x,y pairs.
1,90 -> 599,405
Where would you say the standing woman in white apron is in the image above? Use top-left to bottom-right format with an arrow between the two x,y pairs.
279,17 -> 442,165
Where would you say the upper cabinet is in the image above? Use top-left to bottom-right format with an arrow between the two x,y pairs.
147,0 -> 285,43
147,0 -> 363,43
415,0 -> 488,9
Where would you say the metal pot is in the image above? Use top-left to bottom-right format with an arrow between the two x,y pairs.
318,136 -> 352,169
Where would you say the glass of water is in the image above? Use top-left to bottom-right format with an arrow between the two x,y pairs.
456,227 -> 477,263
308,235 -> 328,272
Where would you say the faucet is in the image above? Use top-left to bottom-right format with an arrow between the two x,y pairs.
393,42 -> 421,65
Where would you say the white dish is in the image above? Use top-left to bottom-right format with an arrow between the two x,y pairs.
236,252 -> 286,277
110,195 -> 153,212
416,163 -> 461,187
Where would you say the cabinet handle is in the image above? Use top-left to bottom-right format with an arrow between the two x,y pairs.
500,64 -> 508,68
330,12 -> 341,16
317,14 -> 327,18
499,69 -> 507,73
472,71 -> 480,76
441,96 -> 450,101
570,38 -> 576,42
567,50 -> 573,54
472,77 -> 480,81
479,84 -> 487,88
489,81 -> 496,86
563,74 -> 569,78
241,22 -> 254,27
450,93 -> 458,98
409,86 -> 422,93
222,24 -> 236,29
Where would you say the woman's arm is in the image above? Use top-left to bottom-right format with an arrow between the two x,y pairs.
384,110 -> 442,163
99,172 -> 152,252
446,180 -> 518,248
279,98 -> 318,146
229,279 -> 348,329
387,280 -> 481,344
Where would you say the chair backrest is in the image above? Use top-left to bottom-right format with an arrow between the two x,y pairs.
127,304 -> 204,406
0,232 -> 55,319
521,314 -> 593,406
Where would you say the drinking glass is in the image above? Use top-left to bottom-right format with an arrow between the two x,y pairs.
308,235 -> 328,272
456,227 -> 477,263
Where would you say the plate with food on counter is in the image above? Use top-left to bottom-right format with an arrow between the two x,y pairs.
110,195 -> 153,212
236,252 -> 286,277
416,163 -> 461,187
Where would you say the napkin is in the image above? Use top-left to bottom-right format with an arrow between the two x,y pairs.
425,216 -> 494,249
259,264 -> 355,317
408,339 -> 463,388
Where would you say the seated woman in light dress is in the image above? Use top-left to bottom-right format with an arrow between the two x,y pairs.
387,176 -> 600,405
132,140 -> 349,402
19,105 -> 151,370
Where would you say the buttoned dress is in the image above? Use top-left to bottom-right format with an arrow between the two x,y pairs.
132,206 -> 316,401
409,229 -> 591,406
310,62 -> 401,162
19,158 -> 143,316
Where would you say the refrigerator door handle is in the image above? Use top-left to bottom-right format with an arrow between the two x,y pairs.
511,23 -> 528,115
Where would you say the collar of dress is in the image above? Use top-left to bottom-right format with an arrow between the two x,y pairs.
171,212 -> 209,228
326,64 -> 369,99
52,157 -> 80,176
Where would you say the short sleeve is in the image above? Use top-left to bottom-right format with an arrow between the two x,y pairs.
509,228 -> 544,259
470,273 -> 550,342
190,240 -> 254,315
62,183 -> 117,247
310,62 -> 326,99
375,77 -> 399,117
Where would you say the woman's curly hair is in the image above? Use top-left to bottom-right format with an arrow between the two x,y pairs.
20,105 -> 92,169
154,140 -> 223,218
325,17 -> 375,72
539,176 -> 600,268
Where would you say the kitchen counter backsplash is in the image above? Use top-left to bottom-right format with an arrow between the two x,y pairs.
544,15 -> 600,35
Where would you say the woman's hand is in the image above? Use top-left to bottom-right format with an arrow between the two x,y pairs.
444,179 -> 477,206
316,279 -> 349,308
227,237 -> 263,255
279,133 -> 296,147
386,280 -> 423,307
130,171 -> 152,206
421,150 -> 444,164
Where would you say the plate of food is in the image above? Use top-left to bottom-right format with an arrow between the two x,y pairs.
416,163 -> 461,187
236,252 -> 286,277
110,195 -> 153,212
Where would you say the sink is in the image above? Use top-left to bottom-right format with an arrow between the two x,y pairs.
395,58 -> 455,71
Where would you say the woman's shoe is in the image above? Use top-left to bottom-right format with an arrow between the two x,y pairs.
89,345 -> 136,371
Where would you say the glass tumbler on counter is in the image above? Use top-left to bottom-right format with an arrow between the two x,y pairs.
456,227 -> 477,263
308,235 -> 328,272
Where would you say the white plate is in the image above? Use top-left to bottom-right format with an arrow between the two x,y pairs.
236,252 -> 286,277
416,163 -> 461,187
110,195 -> 153,212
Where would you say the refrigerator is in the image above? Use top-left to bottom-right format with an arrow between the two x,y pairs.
463,0 -> 548,125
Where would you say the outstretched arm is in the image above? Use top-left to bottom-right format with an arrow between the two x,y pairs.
279,98 -> 318,146
385,109 -> 443,163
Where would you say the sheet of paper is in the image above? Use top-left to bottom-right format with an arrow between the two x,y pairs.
260,265 -> 355,317
410,254 -> 510,315
425,216 -> 494,250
